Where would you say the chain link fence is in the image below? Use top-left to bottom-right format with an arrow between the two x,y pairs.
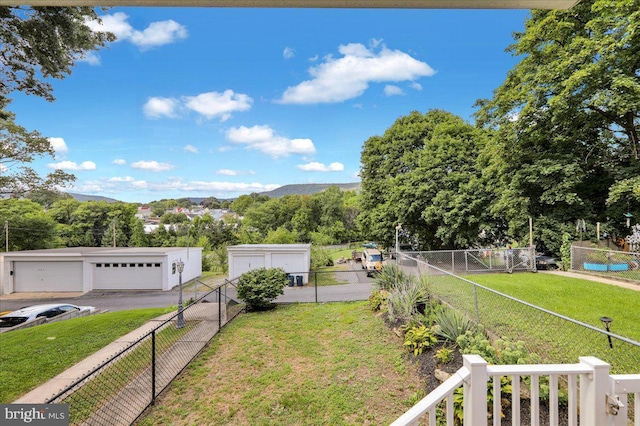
571,245 -> 640,283
398,252 -> 640,375
414,247 -> 536,274
47,280 -> 244,426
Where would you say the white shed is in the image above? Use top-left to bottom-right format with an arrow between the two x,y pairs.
0,247 -> 202,295
227,244 -> 311,283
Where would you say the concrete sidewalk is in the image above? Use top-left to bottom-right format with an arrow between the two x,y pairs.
541,270 -> 640,292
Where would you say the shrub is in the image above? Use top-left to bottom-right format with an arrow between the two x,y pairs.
310,246 -> 334,269
435,347 -> 454,364
236,267 -> 288,311
433,307 -> 478,343
373,264 -> 408,291
403,325 -> 438,356
386,275 -> 431,322
368,289 -> 390,312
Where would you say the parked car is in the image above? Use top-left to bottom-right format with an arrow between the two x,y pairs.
0,304 -> 96,328
363,241 -> 379,249
536,254 -> 559,270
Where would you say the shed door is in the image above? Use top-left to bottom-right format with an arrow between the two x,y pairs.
93,262 -> 162,290
14,261 -> 83,292
232,255 -> 265,279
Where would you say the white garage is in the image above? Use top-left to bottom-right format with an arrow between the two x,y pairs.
0,247 -> 202,295
227,244 -> 311,283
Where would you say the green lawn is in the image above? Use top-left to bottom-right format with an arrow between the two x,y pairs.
0,307 -> 174,403
464,273 -> 640,341
138,302 -> 423,426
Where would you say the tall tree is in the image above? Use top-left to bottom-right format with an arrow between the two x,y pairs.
0,6 -> 114,195
0,199 -> 58,250
476,0 -> 639,251
359,110 -> 493,249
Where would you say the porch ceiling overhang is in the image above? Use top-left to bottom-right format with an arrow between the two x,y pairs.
1,1 -> 581,9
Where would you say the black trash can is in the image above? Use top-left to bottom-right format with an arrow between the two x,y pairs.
287,274 -> 295,287
296,275 -> 303,286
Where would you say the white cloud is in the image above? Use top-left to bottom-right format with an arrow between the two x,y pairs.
87,12 -> 187,50
131,160 -> 175,172
0,164 -> 7,173
411,82 -> 423,91
143,97 -> 179,119
48,137 -> 68,156
78,176 -> 279,195
297,162 -> 344,172
76,51 -> 101,66
226,125 -> 315,158
309,55 -> 319,62
283,47 -> 295,59
48,161 -> 96,171
129,20 -> 188,50
113,159 -> 126,165
216,169 -> 256,176
184,90 -> 253,121
278,43 -> 435,104
384,85 -> 405,96
184,144 -> 198,153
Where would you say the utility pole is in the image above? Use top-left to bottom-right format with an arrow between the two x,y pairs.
112,219 -> 117,248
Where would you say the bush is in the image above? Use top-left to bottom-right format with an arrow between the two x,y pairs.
373,264 -> 408,291
386,275 -> 431,322
368,289 -> 390,312
433,306 -> 478,343
310,246 -> 334,269
236,267 -> 288,311
403,325 -> 438,356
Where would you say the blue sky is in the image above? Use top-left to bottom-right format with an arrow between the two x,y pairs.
12,7 -> 528,203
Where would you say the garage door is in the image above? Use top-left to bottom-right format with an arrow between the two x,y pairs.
14,261 -> 83,292
232,255 -> 265,279
272,253 -> 306,274
93,262 -> 163,290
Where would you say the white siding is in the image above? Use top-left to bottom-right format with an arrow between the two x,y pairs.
14,261 -> 83,292
271,253 -> 306,274
93,262 -> 163,290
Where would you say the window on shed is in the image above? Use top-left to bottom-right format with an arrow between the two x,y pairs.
172,263 -> 176,274
154,263 -> 161,267
96,264 -> 102,267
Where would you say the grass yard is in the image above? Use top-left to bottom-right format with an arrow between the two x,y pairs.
138,302 -> 423,426
464,273 -> 640,341
0,307 -> 174,403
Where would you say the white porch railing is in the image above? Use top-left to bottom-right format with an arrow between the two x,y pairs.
392,354 -> 640,426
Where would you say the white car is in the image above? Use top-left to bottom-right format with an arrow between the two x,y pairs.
0,304 -> 96,328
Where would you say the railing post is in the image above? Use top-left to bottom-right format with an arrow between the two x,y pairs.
218,286 -> 222,330
314,271 -> 318,304
463,354 -> 488,426
151,329 -> 156,405
579,356 -> 610,426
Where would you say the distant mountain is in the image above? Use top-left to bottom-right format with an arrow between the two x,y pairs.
68,192 -> 121,203
258,182 -> 361,198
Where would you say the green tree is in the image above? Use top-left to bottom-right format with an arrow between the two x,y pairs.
476,0 -> 640,252
264,227 -> 299,244
359,110 -> 493,249
0,199 -> 58,250
1,7 -> 114,195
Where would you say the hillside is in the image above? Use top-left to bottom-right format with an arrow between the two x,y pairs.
68,192 -> 121,203
258,182 -> 361,198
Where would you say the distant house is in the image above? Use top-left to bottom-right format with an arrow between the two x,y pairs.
0,247 -> 202,295
227,244 -> 311,283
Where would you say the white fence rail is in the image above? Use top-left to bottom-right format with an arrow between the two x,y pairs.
393,355 -> 640,426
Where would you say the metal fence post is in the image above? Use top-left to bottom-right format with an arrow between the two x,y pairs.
314,272 -> 318,304
218,286 -> 222,330
151,329 -> 156,405
452,251 -> 455,273
472,284 -> 480,323
570,245 -> 574,271
465,251 -> 468,273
